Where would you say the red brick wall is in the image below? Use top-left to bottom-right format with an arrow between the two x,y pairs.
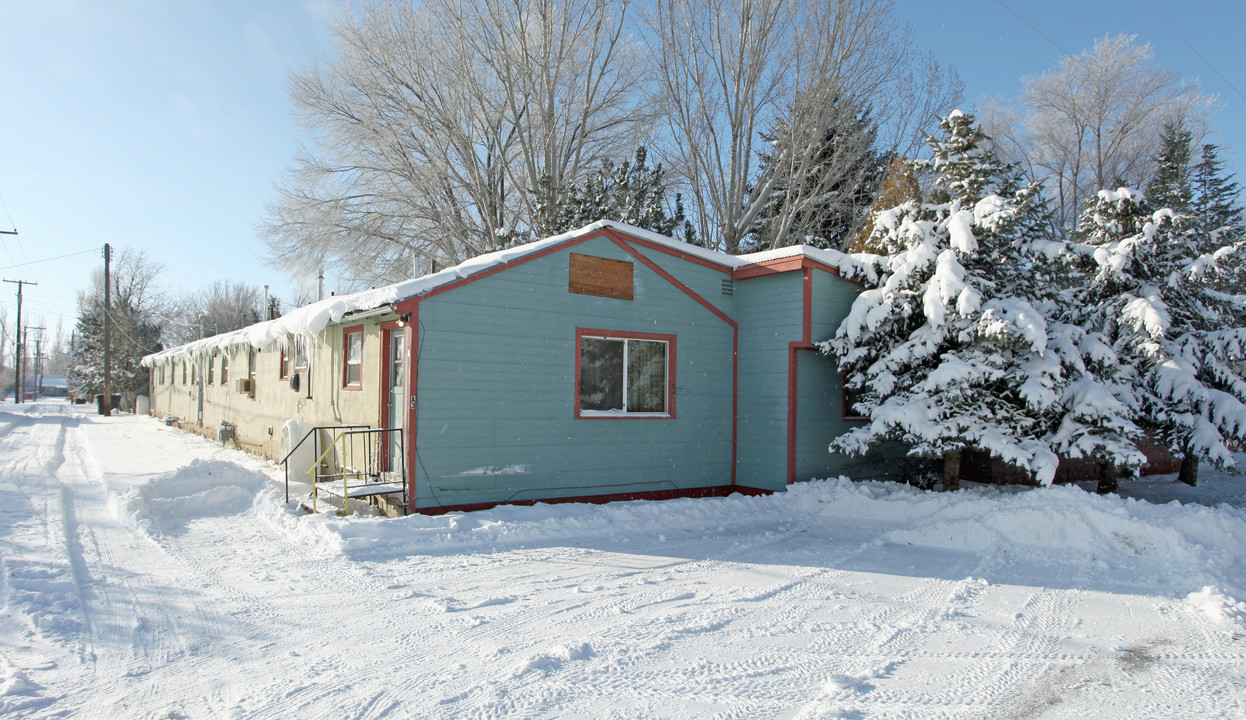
960,434 -> 1179,486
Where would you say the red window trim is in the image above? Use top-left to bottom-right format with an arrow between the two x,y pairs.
341,324 -> 364,390
574,327 -> 677,420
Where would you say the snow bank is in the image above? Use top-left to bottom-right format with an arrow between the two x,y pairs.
111,459 -> 270,535
277,477 -> 1246,602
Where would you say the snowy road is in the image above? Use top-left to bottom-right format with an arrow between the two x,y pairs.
1,400 -> 1244,719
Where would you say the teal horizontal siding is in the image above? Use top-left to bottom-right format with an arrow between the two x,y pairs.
801,269 -> 902,482
735,273 -> 804,491
412,235 -> 736,510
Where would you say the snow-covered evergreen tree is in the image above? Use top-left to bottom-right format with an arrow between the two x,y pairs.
747,104 -> 891,252
68,294 -> 161,406
1069,184 -> 1246,486
1146,123 -> 1194,213
68,249 -> 165,407
67,300 -> 105,400
845,157 -> 921,254
823,110 -> 1141,488
532,147 -> 694,243
1192,144 -> 1244,239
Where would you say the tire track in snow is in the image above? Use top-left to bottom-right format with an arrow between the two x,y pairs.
0,412 -> 94,717
148,503 -> 479,719
20,407 -> 237,719
436,531 -> 866,718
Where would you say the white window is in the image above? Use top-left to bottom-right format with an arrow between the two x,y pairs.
342,326 -> 363,388
577,331 -> 673,417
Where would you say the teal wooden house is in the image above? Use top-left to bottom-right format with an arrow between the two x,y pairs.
145,221 -> 890,515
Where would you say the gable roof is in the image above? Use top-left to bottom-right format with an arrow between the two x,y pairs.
142,220 -> 873,366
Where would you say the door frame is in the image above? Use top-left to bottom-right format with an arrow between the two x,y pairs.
378,320 -> 408,474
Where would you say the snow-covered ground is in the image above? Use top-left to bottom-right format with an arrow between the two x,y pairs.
1,399 -> 1243,719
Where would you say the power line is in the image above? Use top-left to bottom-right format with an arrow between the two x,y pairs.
993,0 -> 1087,72
1141,0 -> 1246,104
0,191 -> 16,235
0,247 -> 100,271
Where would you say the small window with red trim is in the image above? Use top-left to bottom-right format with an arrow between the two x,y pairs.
577,330 -> 674,418
342,326 -> 363,389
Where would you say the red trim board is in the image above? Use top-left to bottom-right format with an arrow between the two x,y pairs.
787,268 -> 816,484
411,483 -> 772,516
418,227 -> 735,303
611,236 -> 739,487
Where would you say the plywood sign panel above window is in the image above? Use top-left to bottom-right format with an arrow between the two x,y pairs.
569,253 -> 633,300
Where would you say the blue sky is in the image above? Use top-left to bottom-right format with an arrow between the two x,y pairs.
1,0 -> 1243,343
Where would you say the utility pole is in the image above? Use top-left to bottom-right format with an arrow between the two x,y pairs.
4,279 -> 35,403
101,243 -> 111,416
27,327 -> 45,398
33,335 -> 42,397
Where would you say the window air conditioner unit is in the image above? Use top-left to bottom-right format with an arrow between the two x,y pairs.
235,378 -> 252,395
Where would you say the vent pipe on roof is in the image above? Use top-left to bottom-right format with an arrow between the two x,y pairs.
413,255 -> 422,278
317,269 -> 325,301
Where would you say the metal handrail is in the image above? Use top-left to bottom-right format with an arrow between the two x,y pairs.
281,424 -> 368,502
280,424 -> 368,464
308,427 -> 405,515
282,425 -> 407,512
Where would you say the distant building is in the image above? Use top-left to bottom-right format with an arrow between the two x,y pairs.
39,373 -> 69,398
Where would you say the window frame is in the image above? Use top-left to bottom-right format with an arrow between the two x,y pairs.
574,327 -> 676,419
341,324 -> 364,390
279,346 -> 290,379
207,352 -> 215,385
220,351 -> 229,386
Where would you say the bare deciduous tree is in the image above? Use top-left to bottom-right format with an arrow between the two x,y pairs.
648,0 -> 960,252
1017,34 -> 1217,230
262,0 -> 649,289
164,281 -> 266,347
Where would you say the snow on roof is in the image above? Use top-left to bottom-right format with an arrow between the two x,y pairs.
142,220 -> 874,366
736,244 -> 879,283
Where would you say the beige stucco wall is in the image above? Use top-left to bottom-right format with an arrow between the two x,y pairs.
146,313 -> 399,462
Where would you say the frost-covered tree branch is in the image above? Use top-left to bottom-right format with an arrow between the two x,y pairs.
647,0 -> 960,253
1011,34 -> 1217,231
262,0 -> 649,289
